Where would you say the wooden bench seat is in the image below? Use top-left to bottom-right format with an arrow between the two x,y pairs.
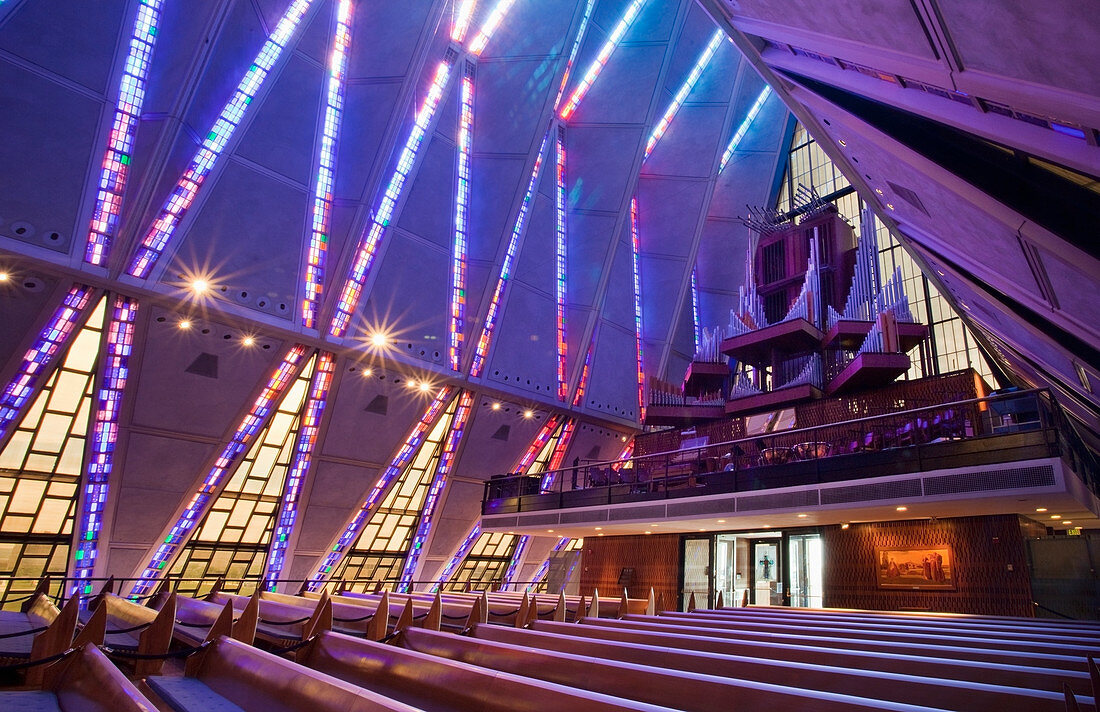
150,593 -> 253,647
519,620 -> 1088,695
296,630 -> 680,712
0,587 -> 79,686
567,617 -> 1092,673
207,592 -> 328,647
399,625 -> 1070,712
78,593 -> 176,676
145,636 -> 418,712
0,643 -> 156,712
661,609 -> 1100,647
622,613 -> 1099,658
718,605 -> 1100,633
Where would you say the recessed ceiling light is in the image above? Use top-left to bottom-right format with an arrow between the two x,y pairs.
1050,515 -> 1061,519
896,506 -> 908,512
621,435 -> 628,442
698,528 -> 706,531
597,532 -> 604,536
763,524 -> 772,528
178,320 -> 191,330
523,410 -> 534,418
370,332 -> 388,347
419,381 -> 431,392
242,336 -> 255,346
644,531 -> 652,535
362,368 -> 372,377
1063,521 -> 1073,525
190,279 -> 209,293
886,203 -> 895,210
0,272 -> 9,282
594,527 -> 602,531
1035,507 -> 1047,512
874,188 -> 883,196
797,513 -> 808,518
547,529 -> 554,533
716,519 -> 726,523
491,402 -> 501,410
838,139 -> 847,146
841,523 -> 850,530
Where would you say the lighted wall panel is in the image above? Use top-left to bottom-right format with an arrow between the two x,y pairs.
450,0 -> 477,43
552,0 -> 596,112
84,0 -> 166,266
630,197 -> 645,420
470,128 -> 552,378
129,344 -> 310,597
308,387 -> 454,589
0,285 -> 94,443
719,86 -> 772,174
398,389 -> 474,591
571,330 -> 596,407
71,295 -> 138,594
450,62 -> 475,371
328,394 -> 459,591
554,125 -> 568,401
466,0 -> 515,56
167,354 -> 316,598
432,520 -> 480,590
643,29 -> 724,162
0,298 -> 106,608
558,0 -> 648,120
691,266 -> 701,353
301,0 -> 353,329
263,351 -> 335,589
329,51 -> 459,337
127,0 -> 318,279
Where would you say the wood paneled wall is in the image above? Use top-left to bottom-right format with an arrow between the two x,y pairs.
823,514 -> 1034,616
579,534 -> 679,611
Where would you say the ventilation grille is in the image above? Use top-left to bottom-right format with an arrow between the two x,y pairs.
185,353 -> 219,379
483,516 -> 517,528
560,509 -> 608,524
608,504 -> 667,521
923,465 -> 1055,496
738,489 -> 819,512
821,478 -> 922,505
667,499 -> 737,517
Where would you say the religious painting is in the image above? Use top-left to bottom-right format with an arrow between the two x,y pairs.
875,546 -> 955,590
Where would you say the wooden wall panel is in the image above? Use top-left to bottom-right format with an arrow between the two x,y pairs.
823,514 -> 1034,616
580,534 -> 679,611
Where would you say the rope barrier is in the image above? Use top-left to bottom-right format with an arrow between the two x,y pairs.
102,641 -> 210,661
0,646 -> 77,672
174,619 -> 214,628
332,612 -> 374,623
411,612 -> 430,621
487,606 -> 522,616
0,625 -> 48,640
104,621 -> 152,635
377,630 -> 401,644
440,613 -> 468,621
258,616 -> 311,626
1,591 -> 44,605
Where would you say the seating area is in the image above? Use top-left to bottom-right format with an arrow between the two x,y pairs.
2,574 -> 1098,711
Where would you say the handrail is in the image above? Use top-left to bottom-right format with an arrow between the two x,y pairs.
485,388 -> 1053,486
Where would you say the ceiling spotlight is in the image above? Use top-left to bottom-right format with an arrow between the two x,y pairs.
491,402 -> 501,411
644,531 -> 652,535
523,410 -> 534,419
1063,521 -> 1073,525
621,436 -> 628,442
896,506 -> 908,512
419,381 -> 432,393
594,527 -> 602,531
886,203 -> 896,211
841,523 -> 850,530
242,336 -> 255,346
838,139 -> 847,146
597,532 -> 604,536
370,332 -> 389,347
190,279 -> 209,294
763,524 -> 772,529
362,368 -> 372,377
1051,514 -> 1062,519
547,529 -> 554,533
797,513 -> 808,518
0,272 -> 9,282
1035,507 -> 1047,512
716,519 -> 726,523
178,320 -> 192,330
874,188 -> 883,196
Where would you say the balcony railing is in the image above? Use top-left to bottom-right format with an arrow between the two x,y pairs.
483,389 -> 1098,515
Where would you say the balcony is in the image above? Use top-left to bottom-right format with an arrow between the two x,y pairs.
482,390 -> 1099,522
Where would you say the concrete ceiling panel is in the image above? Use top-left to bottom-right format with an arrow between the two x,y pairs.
452,396 -> 546,479
335,80 -> 403,199
583,321 -> 639,421
0,64 -> 100,255
567,44 -> 665,124
468,156 -> 528,266
512,193 -> 557,296
129,307 -> 286,438
0,0 -> 125,94
474,57 -> 553,156
635,178 -> 708,257
345,0 -> 437,79
643,104 -> 729,177
166,161 -> 307,318
567,211 -> 618,307
0,272 -> 65,371
640,253 -> 688,349
235,53 -> 324,186
477,0 -> 576,59
140,0 -> 226,115
567,126 -> 643,213
396,135 -> 456,249
294,460 -> 380,552
487,283 -> 558,397
602,230 -> 640,330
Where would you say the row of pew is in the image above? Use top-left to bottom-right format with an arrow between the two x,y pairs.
2,577 -> 1098,711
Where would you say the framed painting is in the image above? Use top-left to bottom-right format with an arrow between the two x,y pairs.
875,546 -> 955,590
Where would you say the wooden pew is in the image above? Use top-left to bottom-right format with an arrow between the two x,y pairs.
396,625 -> 1072,712
145,636 -> 419,712
208,591 -> 330,648
150,590 -> 255,647
0,643 -> 156,711
297,630 -> 683,712
321,590 -> 477,632
714,605 -> 1100,633
661,609 -> 1100,648
263,590 -> 451,636
0,580 -> 79,686
560,617 -> 1091,674
78,592 -> 176,676
622,612 -> 1100,658
490,620 -> 1090,699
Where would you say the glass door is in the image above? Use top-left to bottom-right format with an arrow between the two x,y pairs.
788,532 -> 823,607
751,539 -> 781,605
681,537 -> 712,610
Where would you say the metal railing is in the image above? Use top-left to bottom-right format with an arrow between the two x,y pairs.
484,389 -> 1095,512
